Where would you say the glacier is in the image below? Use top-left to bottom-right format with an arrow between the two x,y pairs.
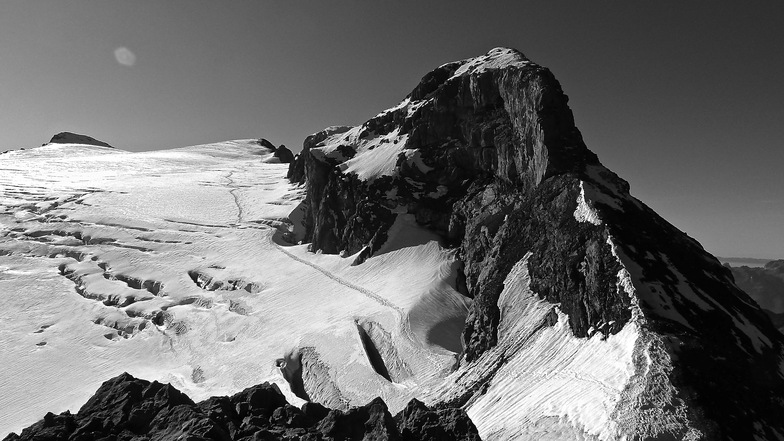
0,140 -> 467,435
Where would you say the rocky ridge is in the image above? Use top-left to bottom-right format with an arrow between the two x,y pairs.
4,373 -> 479,441
288,47 -> 784,439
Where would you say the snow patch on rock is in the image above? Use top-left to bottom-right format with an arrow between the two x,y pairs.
339,130 -> 409,181
451,47 -> 533,79
574,181 -> 602,225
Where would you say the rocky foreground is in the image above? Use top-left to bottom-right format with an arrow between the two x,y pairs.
3,373 -> 479,441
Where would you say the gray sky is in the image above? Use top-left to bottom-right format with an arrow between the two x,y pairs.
1,1 -> 782,259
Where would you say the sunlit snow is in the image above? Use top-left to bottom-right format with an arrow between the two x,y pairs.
0,140 -> 467,435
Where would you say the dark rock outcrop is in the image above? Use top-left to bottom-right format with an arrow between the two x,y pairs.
288,47 -> 784,439
4,373 -> 480,441
317,398 -> 398,440
46,132 -> 113,148
258,138 -> 295,163
396,399 -> 481,441
288,126 -> 352,185
258,138 -> 278,152
274,145 -> 294,164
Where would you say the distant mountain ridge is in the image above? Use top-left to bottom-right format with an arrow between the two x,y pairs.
45,132 -> 113,148
727,259 -> 784,333
719,256 -> 773,268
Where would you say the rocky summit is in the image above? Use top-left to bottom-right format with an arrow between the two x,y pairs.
288,47 -> 784,439
46,132 -> 113,148
4,373 -> 479,441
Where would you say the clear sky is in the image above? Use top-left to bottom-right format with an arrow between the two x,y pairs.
1,1 -> 782,259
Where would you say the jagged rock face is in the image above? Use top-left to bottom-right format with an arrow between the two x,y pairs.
455,175 -> 631,357
46,132 -> 113,148
289,47 -> 784,439
396,399 -> 481,441
4,373 -> 480,441
287,48 -> 609,353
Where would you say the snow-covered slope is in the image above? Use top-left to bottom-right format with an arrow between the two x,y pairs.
0,140 -> 468,435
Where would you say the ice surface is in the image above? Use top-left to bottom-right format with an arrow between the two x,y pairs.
0,140 -> 463,435
424,255 -> 642,440
338,130 -> 409,181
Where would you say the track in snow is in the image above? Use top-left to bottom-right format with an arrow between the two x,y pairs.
269,236 -> 403,314
221,166 -> 404,315
225,170 -> 244,224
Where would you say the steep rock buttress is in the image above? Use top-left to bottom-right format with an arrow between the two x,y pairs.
289,48 -> 784,440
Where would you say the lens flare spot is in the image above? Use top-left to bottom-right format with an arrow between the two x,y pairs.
113,47 -> 136,67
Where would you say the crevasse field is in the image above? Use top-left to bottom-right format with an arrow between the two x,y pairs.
0,140 -> 470,435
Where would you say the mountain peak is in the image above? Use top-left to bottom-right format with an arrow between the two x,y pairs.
46,132 -> 113,148
288,47 -> 784,439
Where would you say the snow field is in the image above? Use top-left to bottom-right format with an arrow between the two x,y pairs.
0,141 -> 467,435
